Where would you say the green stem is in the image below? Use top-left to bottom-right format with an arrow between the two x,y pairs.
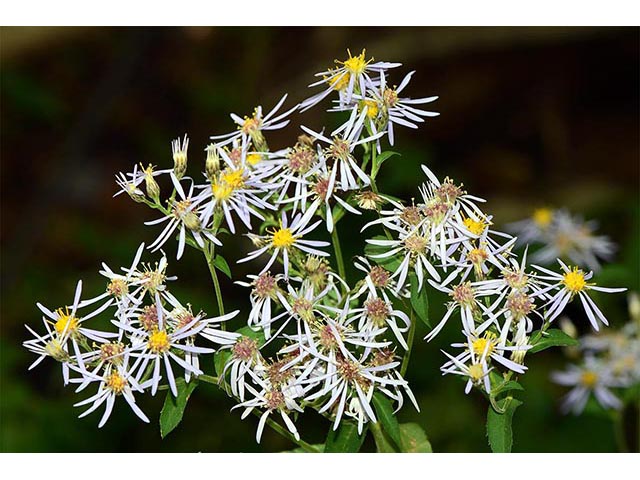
401,309 -> 416,377
331,226 -> 346,280
204,242 -> 225,319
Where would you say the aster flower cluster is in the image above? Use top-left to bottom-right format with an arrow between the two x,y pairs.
24,244 -> 238,427
507,207 -> 616,272
551,294 -> 640,415
24,49 -> 628,452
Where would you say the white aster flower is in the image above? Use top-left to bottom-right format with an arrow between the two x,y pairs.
551,356 -> 623,414
533,260 -> 626,330
238,210 -> 330,279
210,94 -> 297,150
70,360 -> 150,428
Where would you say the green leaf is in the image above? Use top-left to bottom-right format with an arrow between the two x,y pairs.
529,328 -> 578,353
159,378 -> 198,439
486,397 -> 522,452
409,273 -> 430,327
324,421 -> 368,452
213,254 -> 232,279
372,393 -> 402,449
214,349 -> 231,378
281,444 -> 324,453
399,423 -> 433,453
370,422 -> 397,452
183,236 -> 204,251
372,151 -> 400,178
365,235 -> 402,271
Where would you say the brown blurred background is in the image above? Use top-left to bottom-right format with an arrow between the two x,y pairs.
1,27 -> 638,452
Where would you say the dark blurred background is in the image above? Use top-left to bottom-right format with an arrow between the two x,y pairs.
1,26 -> 639,452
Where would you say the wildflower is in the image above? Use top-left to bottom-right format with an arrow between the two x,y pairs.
347,292 -> 412,349
551,356 -> 623,414
197,142 -> 276,234
533,260 -> 626,330
303,349 -> 403,433
332,69 -> 440,148
210,94 -> 298,150
70,360 -> 150,428
123,294 -> 214,396
238,211 -> 330,279
531,209 -> 616,272
236,272 -> 288,339
33,280 -> 117,376
440,348 -> 492,395
232,376 -> 305,443
301,106 -> 385,191
300,49 -> 401,112
145,173 -> 221,260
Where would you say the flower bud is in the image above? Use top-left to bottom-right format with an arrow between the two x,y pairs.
205,144 -> 221,181
142,164 -> 161,203
172,135 -> 189,180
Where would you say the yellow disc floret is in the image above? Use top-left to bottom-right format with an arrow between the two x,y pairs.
271,227 -> 295,249
106,372 -> 127,394
148,330 -> 170,353
533,207 -> 553,228
362,99 -> 379,119
563,267 -> 587,293
340,49 -> 370,75
472,336 -> 495,356
468,363 -> 485,381
54,308 -> 79,336
580,371 -> 598,388
463,217 -> 488,236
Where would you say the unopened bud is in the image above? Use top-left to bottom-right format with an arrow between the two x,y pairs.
205,144 -> 221,181
142,164 -> 161,203
172,134 -> 189,180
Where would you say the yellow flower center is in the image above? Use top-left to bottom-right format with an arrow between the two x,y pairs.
272,228 -> 295,249
532,208 -> 553,228
580,371 -> 598,388
54,309 -> 79,336
329,71 -> 350,91
247,153 -> 262,166
463,217 -> 487,236
468,363 -> 485,381
563,268 -> 587,293
211,168 -> 244,201
341,49 -> 369,74
106,372 -> 127,394
362,99 -> 379,119
241,115 -> 262,134
222,169 -> 244,188
148,330 -> 170,353
472,337 -> 495,356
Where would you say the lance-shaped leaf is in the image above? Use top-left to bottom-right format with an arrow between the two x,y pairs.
372,151 -> 400,179
213,254 -> 232,279
159,378 -> 198,438
399,423 -> 433,453
409,273 -> 430,327
486,397 -> 522,452
324,420 -> 368,452
372,392 -> 402,449
529,329 -> 578,353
